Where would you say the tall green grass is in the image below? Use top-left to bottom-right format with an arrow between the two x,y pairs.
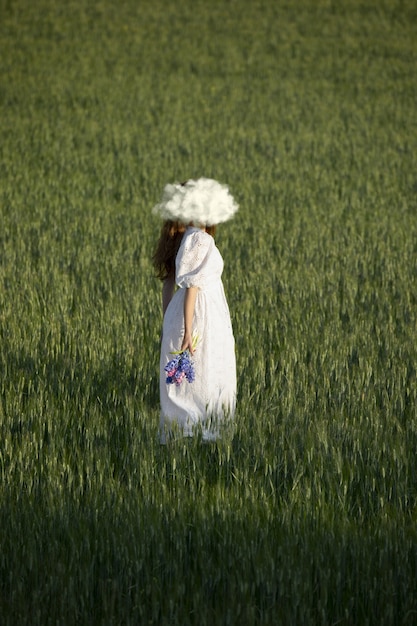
1,0 -> 417,623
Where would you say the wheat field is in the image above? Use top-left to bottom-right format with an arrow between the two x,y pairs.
1,0 -> 417,624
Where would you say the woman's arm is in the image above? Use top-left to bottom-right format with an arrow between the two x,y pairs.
162,273 -> 175,316
181,286 -> 198,354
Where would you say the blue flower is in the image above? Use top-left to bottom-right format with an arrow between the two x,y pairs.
164,349 -> 196,386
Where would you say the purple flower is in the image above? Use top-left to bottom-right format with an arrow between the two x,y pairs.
164,349 -> 195,386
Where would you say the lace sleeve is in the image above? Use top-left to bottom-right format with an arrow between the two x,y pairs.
176,230 -> 213,288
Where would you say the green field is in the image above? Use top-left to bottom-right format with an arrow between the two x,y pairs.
1,0 -> 417,623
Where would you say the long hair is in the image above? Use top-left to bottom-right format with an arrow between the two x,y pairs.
152,220 -> 216,281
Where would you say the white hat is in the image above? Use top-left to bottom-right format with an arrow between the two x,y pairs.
152,177 -> 238,226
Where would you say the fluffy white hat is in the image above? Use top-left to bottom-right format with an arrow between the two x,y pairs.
152,178 -> 238,226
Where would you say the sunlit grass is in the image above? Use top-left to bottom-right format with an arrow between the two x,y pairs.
1,0 -> 417,623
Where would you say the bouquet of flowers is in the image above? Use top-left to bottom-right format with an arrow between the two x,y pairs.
165,335 -> 199,386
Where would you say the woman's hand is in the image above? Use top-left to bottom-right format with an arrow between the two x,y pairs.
181,331 -> 195,355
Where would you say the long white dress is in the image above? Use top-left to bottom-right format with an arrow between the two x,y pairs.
159,226 -> 236,442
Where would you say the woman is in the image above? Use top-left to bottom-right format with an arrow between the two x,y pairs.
152,178 -> 238,443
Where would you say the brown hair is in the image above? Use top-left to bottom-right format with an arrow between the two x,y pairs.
152,220 -> 217,281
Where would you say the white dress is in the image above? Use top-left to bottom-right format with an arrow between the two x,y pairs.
159,226 -> 236,442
